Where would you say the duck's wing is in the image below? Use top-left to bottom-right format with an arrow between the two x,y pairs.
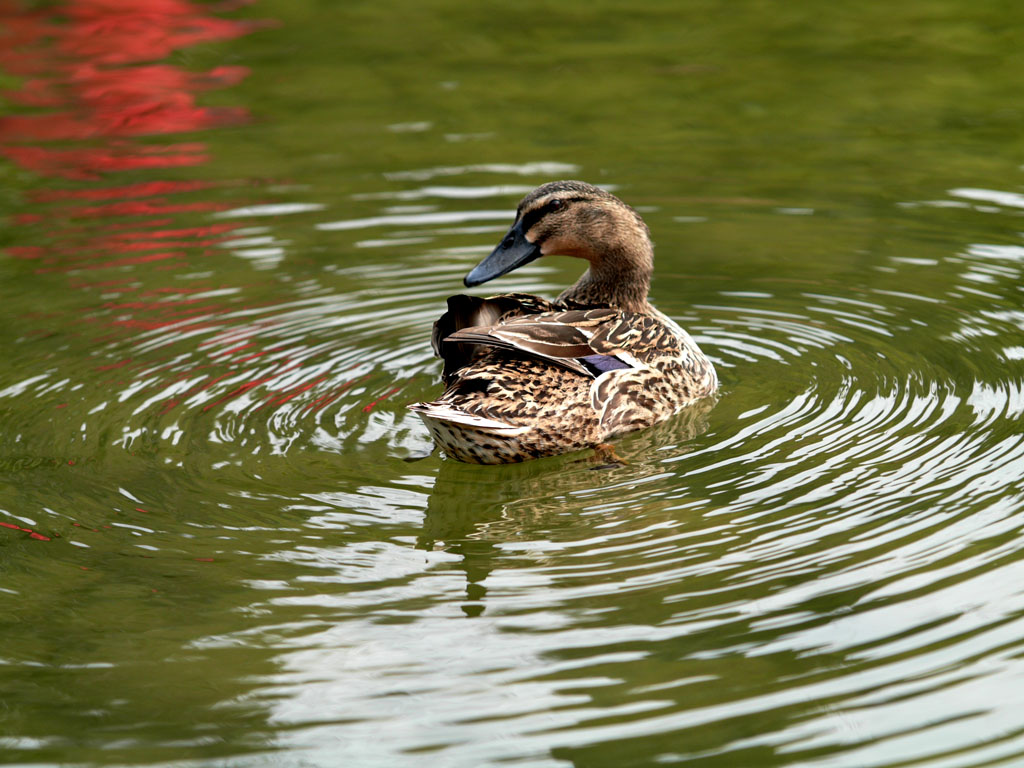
583,311 -> 684,360
441,307 -> 646,379
432,293 -> 563,383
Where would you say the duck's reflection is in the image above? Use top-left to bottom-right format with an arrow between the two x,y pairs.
417,397 -> 716,616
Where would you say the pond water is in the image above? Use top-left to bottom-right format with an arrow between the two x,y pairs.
3,1 -> 1024,766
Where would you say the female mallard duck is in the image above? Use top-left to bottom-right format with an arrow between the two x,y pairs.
409,180 -> 718,464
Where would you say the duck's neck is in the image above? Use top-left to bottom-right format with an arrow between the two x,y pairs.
558,244 -> 653,313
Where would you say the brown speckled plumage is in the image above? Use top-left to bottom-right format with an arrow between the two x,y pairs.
409,181 -> 718,464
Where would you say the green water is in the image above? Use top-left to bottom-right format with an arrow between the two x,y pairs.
3,1 -> 1024,766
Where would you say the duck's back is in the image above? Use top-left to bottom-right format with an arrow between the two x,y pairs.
409,293 -> 715,464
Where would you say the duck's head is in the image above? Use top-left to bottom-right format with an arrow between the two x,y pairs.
464,180 -> 653,289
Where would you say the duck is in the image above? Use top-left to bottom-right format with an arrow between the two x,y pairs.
408,180 -> 718,464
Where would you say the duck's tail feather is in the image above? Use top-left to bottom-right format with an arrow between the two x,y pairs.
408,401 -> 530,434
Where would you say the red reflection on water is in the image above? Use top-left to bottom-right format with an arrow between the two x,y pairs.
55,199 -> 230,219
1,0 -> 256,276
1,142 -> 210,180
1,0 -> 270,415
2,2 -> 351,425
363,386 -> 404,413
1,65 -> 249,141
31,180 -> 215,202
61,0 -> 256,65
0,0 -> 259,177
0,520 -> 52,541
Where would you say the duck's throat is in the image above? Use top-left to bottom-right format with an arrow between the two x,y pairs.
559,258 -> 652,313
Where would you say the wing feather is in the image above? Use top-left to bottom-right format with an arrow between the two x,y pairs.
432,293 -> 562,382
438,305 -> 646,379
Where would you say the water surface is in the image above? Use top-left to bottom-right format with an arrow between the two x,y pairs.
3,1 -> 1024,766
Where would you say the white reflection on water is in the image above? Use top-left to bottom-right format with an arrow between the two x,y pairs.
383,161 -> 580,181
214,202 -> 327,218
315,209 -> 511,231
352,184 -> 534,200
949,187 -> 1024,209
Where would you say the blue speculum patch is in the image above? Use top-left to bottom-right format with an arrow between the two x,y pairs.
579,354 -> 632,376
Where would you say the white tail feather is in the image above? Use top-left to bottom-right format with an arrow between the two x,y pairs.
408,402 -> 530,434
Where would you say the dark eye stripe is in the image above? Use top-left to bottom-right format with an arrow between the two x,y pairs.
518,207 -> 546,234
518,195 -> 587,233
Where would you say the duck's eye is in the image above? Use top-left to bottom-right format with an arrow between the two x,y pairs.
549,199 -> 564,211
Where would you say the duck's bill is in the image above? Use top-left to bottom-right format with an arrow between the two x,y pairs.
464,220 -> 541,287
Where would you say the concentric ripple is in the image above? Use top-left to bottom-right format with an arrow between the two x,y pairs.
191,186 -> 1024,765
5,158 -> 1024,766
5,1 -> 1024,765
